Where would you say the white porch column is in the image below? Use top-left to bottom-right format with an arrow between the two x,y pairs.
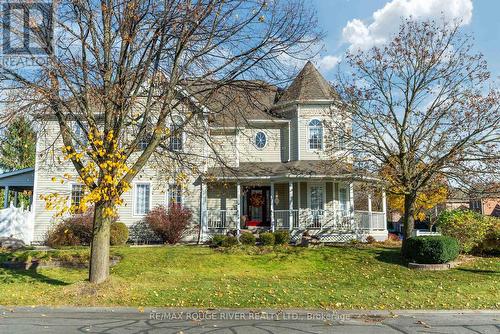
367,192 -> 373,229
288,181 -> 293,231
349,182 -> 354,223
201,181 -> 208,240
236,182 -> 241,236
270,182 -> 275,232
3,186 -> 9,209
382,188 -> 387,228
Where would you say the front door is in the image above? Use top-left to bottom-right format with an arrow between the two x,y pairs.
246,187 -> 270,226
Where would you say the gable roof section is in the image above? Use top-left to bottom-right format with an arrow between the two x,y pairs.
276,61 -> 338,105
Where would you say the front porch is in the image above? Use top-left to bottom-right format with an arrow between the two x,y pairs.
200,179 -> 388,242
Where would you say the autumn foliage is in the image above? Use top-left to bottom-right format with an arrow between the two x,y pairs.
381,162 -> 448,221
145,205 -> 192,244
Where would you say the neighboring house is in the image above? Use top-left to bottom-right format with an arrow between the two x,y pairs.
29,61 -> 388,244
442,187 -> 500,217
469,197 -> 500,217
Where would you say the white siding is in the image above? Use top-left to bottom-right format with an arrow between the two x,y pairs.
239,126 -> 282,163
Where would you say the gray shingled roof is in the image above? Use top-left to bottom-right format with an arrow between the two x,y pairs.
276,61 -> 338,105
185,80 -> 282,127
206,160 -> 352,179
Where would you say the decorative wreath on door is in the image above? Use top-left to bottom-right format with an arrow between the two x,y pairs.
249,193 -> 265,207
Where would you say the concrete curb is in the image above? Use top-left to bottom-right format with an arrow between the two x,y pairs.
1,306 -> 499,315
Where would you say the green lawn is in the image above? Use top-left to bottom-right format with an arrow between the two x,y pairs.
0,245 -> 499,309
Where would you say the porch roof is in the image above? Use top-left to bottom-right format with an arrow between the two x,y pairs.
0,167 -> 34,191
205,161 -> 382,182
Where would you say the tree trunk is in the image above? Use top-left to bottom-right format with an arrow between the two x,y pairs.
401,193 -> 416,253
89,201 -> 113,284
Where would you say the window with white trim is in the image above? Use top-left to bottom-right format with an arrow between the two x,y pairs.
339,187 -> 348,213
308,119 -> 323,150
134,183 -> 151,215
255,131 -> 267,149
71,184 -> 85,209
335,126 -> 346,150
169,116 -> 183,151
73,122 -> 88,147
137,132 -> 151,150
310,185 -> 324,211
168,184 -> 183,207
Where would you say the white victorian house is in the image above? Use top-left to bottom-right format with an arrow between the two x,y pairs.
19,61 -> 388,244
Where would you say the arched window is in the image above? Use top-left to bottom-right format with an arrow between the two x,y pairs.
308,119 -> 323,150
255,131 -> 267,149
169,116 -> 184,151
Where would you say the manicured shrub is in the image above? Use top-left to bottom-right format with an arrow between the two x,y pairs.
129,220 -> 160,244
46,210 -> 121,247
145,204 -> 192,244
221,235 -> 239,247
46,211 -> 93,247
110,222 -> 129,246
273,230 -> 290,245
210,235 -> 226,247
436,209 -> 489,253
365,235 -> 376,244
475,216 -> 500,255
239,232 -> 256,245
259,232 -> 275,246
403,236 -> 460,264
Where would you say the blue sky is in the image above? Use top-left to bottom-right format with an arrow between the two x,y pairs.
311,0 -> 500,81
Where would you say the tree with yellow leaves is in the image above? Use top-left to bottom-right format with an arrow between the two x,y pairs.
0,0 -> 321,283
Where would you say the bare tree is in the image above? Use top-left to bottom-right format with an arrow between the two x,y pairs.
336,19 -> 500,248
0,0 -> 321,283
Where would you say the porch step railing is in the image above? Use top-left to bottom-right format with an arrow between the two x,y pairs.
207,209 -> 238,229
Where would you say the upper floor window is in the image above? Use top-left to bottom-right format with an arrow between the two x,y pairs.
255,131 -> 267,149
308,119 -> 323,150
73,122 -> 88,148
335,126 -> 346,150
169,116 -> 183,151
137,132 -> 151,150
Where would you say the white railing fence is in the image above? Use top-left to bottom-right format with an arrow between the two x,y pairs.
0,203 -> 34,243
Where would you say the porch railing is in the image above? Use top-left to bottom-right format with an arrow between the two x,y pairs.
354,210 -> 386,231
204,209 -> 386,231
274,210 -> 299,229
207,209 -> 238,229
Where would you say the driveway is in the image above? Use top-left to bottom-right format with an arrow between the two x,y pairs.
0,307 -> 499,333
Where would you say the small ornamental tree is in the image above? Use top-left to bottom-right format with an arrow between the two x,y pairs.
0,0 -> 321,283
145,205 -> 192,244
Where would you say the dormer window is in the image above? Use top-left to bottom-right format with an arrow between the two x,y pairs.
308,119 -> 323,150
255,131 -> 267,149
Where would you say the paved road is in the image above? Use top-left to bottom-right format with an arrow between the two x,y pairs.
0,307 -> 499,333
